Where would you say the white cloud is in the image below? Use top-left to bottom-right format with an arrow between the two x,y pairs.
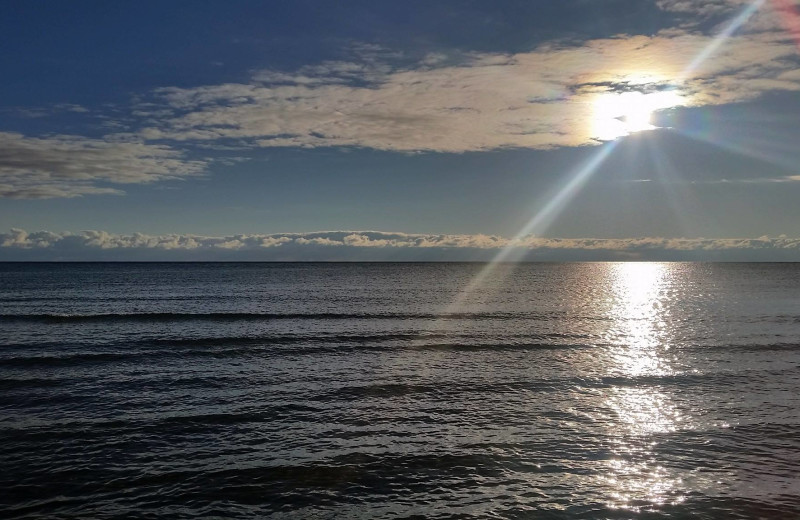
0,132 -> 206,199
656,0 -> 752,17
139,14 -> 800,153
5,2 -> 799,200
2,228 -> 799,261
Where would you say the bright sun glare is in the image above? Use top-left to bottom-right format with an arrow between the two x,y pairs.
593,90 -> 685,141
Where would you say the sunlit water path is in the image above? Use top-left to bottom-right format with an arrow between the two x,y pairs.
1,262 -> 799,518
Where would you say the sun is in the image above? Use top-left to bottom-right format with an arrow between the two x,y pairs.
622,93 -> 655,133
592,90 -> 685,141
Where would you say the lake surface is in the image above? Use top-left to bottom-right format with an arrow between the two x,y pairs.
1,262 -> 799,518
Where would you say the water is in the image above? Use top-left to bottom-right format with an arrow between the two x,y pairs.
1,262 -> 799,519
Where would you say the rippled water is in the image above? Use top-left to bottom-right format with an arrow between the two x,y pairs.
2,262 -> 799,518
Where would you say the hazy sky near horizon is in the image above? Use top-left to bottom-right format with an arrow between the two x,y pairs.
2,0 -> 800,260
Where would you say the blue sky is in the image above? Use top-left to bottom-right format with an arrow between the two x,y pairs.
2,0 -> 800,260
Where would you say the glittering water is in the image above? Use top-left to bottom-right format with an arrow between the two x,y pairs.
1,262 -> 799,518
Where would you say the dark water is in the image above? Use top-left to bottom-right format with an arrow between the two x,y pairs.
1,262 -> 799,519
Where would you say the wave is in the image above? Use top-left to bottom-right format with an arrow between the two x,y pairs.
0,311 -> 560,323
3,330 -> 596,350
690,342 -> 800,352
4,335 -> 796,368
316,372 -> 770,401
0,343 -> 592,368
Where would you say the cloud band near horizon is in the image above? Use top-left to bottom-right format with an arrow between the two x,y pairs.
3,229 -> 799,262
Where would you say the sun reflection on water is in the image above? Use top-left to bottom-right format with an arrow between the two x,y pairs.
607,262 -> 672,374
600,263 -> 686,511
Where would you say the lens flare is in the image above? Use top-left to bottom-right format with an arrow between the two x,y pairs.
681,0 -> 766,79
444,140 -> 619,313
439,0 -> 770,313
771,0 -> 800,52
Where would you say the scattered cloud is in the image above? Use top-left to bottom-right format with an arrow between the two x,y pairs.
6,103 -> 91,119
2,228 -> 799,261
54,103 -> 90,113
4,2 -> 800,199
0,132 -> 206,199
656,0 -> 752,18
690,174 -> 800,183
139,13 -> 800,153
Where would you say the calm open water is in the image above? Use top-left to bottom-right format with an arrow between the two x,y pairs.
1,262 -> 799,519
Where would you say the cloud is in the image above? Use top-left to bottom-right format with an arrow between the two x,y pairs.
0,132 -> 206,199
138,8 -> 800,153
7,103 -> 91,119
656,0 -> 752,17
690,174 -> 800,183
5,2 -> 799,199
658,0 -> 800,43
2,228 -> 799,261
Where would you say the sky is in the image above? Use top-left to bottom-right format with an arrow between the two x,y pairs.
2,0 -> 800,261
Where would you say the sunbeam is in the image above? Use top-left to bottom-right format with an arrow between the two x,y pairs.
441,0 -> 770,312
6,1 -> 800,516
662,0 -> 800,182
642,135 -> 698,236
675,121 -> 800,176
680,0 -> 767,81
445,140 -> 619,313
